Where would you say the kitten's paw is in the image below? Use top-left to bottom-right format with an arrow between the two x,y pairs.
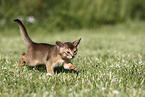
74,67 -> 78,72
46,73 -> 52,76
19,63 -> 25,66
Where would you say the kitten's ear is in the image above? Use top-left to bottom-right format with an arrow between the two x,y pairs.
56,41 -> 64,50
73,38 -> 81,48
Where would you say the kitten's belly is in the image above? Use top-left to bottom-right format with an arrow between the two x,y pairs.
55,62 -> 63,67
32,60 -> 45,66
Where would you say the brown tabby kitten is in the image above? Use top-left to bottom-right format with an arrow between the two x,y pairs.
14,19 -> 81,75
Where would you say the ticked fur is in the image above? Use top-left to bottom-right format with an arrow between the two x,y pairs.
14,19 -> 81,74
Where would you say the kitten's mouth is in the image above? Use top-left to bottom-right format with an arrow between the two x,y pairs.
61,55 -> 75,60
67,56 -> 75,59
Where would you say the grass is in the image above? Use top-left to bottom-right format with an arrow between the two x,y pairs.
0,21 -> 145,97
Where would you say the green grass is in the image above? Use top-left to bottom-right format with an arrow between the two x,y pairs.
1,0 -> 145,29
0,21 -> 145,97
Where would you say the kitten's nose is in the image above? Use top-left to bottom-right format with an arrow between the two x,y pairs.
72,56 -> 75,59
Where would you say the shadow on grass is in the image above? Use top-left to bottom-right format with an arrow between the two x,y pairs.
26,64 -> 79,75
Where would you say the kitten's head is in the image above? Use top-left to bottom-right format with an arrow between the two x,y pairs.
56,38 -> 81,60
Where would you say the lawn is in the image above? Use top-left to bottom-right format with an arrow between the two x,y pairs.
0,21 -> 145,97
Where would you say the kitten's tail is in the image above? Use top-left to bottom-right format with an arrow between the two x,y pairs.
14,19 -> 33,45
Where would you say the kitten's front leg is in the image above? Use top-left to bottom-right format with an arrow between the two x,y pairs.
63,63 -> 78,72
46,62 -> 54,75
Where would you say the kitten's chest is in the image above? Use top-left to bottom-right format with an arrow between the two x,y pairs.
53,58 -> 64,67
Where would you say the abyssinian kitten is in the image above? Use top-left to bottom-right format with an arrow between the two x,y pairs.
14,19 -> 81,75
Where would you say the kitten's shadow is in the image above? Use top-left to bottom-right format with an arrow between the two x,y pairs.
27,64 -> 78,74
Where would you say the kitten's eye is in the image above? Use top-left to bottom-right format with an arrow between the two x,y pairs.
74,51 -> 77,54
66,51 -> 70,54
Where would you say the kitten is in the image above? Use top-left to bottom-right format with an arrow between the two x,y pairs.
14,19 -> 81,75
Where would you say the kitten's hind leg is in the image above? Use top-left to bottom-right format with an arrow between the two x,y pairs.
19,52 -> 26,66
